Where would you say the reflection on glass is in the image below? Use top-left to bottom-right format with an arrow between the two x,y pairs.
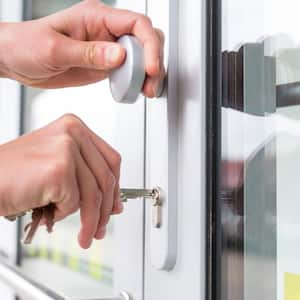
30,0 -> 116,19
20,1 -> 117,299
221,1 -> 300,299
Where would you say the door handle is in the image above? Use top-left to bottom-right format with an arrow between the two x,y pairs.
0,259 -> 131,300
109,35 -> 164,104
109,35 -> 146,104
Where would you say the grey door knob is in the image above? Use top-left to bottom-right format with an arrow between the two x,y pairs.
109,35 -> 146,104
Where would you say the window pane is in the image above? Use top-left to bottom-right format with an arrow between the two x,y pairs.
30,0 -> 116,19
221,1 -> 300,300
20,1 -> 118,299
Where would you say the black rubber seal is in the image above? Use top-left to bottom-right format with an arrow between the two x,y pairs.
205,0 -> 222,300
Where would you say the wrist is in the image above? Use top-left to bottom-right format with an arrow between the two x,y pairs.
0,22 -> 15,78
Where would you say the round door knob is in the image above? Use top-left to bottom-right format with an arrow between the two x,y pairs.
109,35 -> 146,104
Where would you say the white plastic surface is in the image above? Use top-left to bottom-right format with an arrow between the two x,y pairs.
146,0 -> 178,271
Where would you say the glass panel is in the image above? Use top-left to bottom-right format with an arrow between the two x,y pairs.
20,1 -> 123,299
30,0 -> 116,19
221,1 -> 300,300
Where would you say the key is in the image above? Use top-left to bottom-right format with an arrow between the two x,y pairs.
5,188 -> 163,238
22,208 -> 44,244
22,204 -> 56,245
120,188 -> 156,202
121,188 -> 162,228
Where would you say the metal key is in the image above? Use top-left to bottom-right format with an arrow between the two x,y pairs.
120,188 -> 158,202
22,208 -> 44,245
120,188 -> 163,228
22,204 -> 55,245
5,187 -> 163,237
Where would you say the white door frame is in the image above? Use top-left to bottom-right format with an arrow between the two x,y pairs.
145,0 -> 206,299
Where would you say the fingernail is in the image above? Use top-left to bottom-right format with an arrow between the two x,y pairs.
98,227 -> 106,239
156,59 -> 161,73
153,80 -> 165,98
87,238 -> 93,248
105,45 -> 122,66
118,200 -> 124,211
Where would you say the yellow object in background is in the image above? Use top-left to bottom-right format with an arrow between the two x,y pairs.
285,273 -> 300,300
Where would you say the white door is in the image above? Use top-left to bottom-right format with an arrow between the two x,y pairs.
0,1 -> 206,300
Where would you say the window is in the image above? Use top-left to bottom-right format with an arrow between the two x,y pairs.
209,1 -> 300,300
20,1 -> 123,298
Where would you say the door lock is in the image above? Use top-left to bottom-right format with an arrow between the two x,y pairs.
5,188 -> 164,230
120,187 -> 163,228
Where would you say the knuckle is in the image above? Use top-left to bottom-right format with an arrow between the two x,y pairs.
59,114 -> 83,134
138,14 -> 152,27
110,151 -> 122,171
59,134 -> 77,153
99,215 -> 110,227
155,28 -> 165,44
102,172 -> 116,193
44,36 -> 60,63
83,0 -> 99,7
91,186 -> 101,202
47,159 -> 69,181
83,43 -> 98,67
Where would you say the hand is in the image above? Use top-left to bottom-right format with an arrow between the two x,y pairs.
0,0 -> 165,98
0,114 -> 122,249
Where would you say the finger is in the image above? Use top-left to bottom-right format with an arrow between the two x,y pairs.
143,28 -> 166,98
54,34 -> 126,70
46,153 -> 80,223
154,28 -> 165,47
95,227 -> 106,240
74,147 -> 102,249
85,132 -> 122,216
32,68 -> 109,89
111,182 -> 123,215
61,143 -> 102,249
143,68 -> 166,98
103,8 -> 162,76
69,129 -> 116,239
67,117 -> 123,218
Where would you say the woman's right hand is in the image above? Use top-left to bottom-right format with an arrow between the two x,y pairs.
0,114 -> 122,249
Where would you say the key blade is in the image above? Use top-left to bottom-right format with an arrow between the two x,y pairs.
120,188 -> 154,201
22,209 -> 43,245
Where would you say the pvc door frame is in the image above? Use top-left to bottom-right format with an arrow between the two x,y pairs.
145,0 -> 206,299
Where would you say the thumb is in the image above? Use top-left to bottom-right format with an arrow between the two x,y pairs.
57,37 -> 126,70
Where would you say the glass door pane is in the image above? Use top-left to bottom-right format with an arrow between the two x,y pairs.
220,1 -> 300,300
19,1 -> 145,299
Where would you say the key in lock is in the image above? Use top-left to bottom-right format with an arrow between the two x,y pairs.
120,187 -> 163,228
5,187 -> 164,230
